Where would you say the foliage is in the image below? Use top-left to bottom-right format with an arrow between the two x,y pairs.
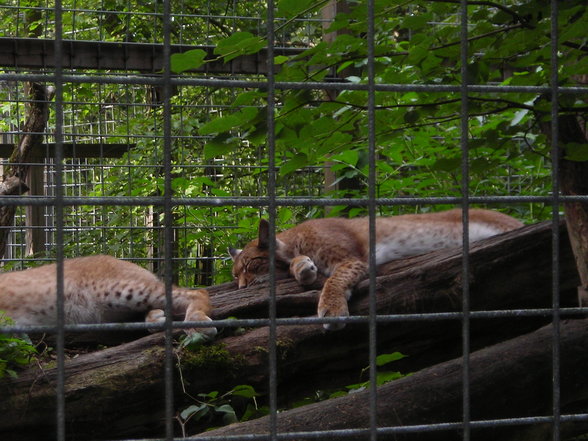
0,313 -> 37,378
292,351 -> 409,408
1,0 -> 585,284
190,0 -> 586,224
176,384 -> 267,435
175,337 -> 266,434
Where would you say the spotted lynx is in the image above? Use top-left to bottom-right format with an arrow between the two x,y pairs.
230,208 -> 523,330
0,255 -> 216,338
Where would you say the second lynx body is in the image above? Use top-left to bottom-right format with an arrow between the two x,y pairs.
0,255 -> 216,338
230,208 -> 523,330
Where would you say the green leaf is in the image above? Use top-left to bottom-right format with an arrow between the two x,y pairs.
199,390 -> 219,399
331,149 -> 359,167
230,384 -> 259,398
180,404 -> 209,421
199,114 -> 241,136
179,332 -> 208,350
280,153 -> 308,176
376,370 -> 404,386
170,49 -> 207,73
204,134 -> 239,159
232,90 -> 266,107
277,0 -> 316,18
212,403 -> 239,425
274,55 -> 289,65
214,32 -> 265,62
376,352 -> 406,367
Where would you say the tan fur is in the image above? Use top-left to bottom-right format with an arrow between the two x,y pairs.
230,209 -> 522,330
0,255 -> 216,338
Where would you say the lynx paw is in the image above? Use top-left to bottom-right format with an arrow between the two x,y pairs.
146,309 -> 166,332
185,315 -> 218,340
145,309 -> 217,340
317,294 -> 349,331
290,255 -> 318,285
184,309 -> 218,340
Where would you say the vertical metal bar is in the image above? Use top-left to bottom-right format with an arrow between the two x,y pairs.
266,1 -> 278,440
53,1 -> 66,441
162,1 -> 175,439
459,1 -> 471,440
549,1 -> 561,440
366,0 -> 378,440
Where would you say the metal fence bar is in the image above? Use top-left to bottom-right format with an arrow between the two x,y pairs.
3,305 -> 588,335
2,71 -> 586,94
459,1 -> 471,439
265,1 -> 279,440
2,194 -> 588,208
53,2 -> 67,441
162,1 -> 175,439
550,1 -> 562,440
365,1 -> 379,440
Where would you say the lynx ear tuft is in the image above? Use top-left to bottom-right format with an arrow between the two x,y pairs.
257,219 -> 270,250
228,247 -> 242,260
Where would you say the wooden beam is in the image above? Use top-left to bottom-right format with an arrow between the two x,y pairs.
0,38 -> 304,74
0,143 -> 133,158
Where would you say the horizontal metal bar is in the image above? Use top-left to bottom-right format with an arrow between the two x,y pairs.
117,413 -> 588,441
3,307 -> 586,334
1,71 -> 586,95
0,195 -> 585,207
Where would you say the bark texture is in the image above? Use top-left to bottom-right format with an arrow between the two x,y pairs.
555,114 -> 588,306
0,82 -> 54,258
205,318 -> 588,441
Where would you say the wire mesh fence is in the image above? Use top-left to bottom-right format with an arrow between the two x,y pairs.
0,0 -> 587,440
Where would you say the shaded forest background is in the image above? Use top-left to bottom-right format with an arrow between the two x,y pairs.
0,0 -> 585,286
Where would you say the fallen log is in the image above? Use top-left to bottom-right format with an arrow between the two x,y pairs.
205,318 -> 588,441
0,220 -> 581,440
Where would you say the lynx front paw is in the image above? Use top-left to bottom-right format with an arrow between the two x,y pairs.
317,294 -> 349,331
185,315 -> 218,340
145,309 -> 217,340
146,309 -> 166,332
290,255 -> 318,285
184,310 -> 218,340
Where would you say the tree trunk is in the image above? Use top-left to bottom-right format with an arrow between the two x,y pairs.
0,221 -> 580,440
554,114 -> 588,306
205,317 -> 588,441
0,82 -> 54,259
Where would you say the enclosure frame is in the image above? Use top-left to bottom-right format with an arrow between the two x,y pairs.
0,1 -> 587,441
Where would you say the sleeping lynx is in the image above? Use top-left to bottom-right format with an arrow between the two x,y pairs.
229,208 -> 523,330
0,255 -> 216,338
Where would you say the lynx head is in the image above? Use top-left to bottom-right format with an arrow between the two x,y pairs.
229,219 -> 289,288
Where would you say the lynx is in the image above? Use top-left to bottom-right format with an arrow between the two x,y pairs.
229,208 -> 523,330
0,255 -> 216,338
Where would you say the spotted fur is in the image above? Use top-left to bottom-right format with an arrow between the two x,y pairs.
229,209 -> 522,330
0,255 -> 216,338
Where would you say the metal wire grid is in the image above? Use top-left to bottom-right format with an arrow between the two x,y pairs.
1,1 -> 588,441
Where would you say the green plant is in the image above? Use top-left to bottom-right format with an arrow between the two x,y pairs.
348,351 -> 410,393
0,312 -> 37,378
176,384 -> 267,436
292,351 -> 409,407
